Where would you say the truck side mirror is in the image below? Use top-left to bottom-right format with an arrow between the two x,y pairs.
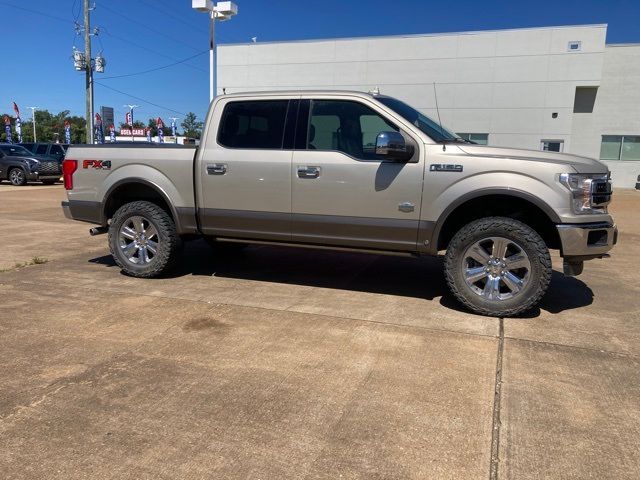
375,131 -> 413,161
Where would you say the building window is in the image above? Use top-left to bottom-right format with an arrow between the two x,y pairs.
457,133 -> 488,145
573,86 -> 598,113
568,41 -> 582,52
600,135 -> 640,161
541,140 -> 564,152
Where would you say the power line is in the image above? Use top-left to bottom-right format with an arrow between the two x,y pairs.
1,1 -> 74,23
94,82 -> 186,116
100,27 -> 207,73
137,0 -> 209,35
98,3 -> 202,52
100,51 -> 208,80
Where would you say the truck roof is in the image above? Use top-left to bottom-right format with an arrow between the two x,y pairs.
217,89 -> 378,99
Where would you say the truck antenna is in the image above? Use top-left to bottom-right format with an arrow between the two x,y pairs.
433,82 -> 446,151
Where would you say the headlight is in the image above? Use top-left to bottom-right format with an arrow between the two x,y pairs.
559,173 -> 611,215
26,159 -> 39,169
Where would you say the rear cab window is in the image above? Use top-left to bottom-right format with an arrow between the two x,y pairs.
217,100 -> 289,149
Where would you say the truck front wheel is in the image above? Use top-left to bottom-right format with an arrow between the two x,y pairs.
444,217 -> 552,317
108,201 -> 181,278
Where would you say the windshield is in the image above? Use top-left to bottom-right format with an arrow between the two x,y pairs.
376,96 -> 460,142
0,145 -> 33,156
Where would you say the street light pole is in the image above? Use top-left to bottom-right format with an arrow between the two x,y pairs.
84,0 -> 94,144
192,1 -> 238,102
214,11 -> 217,102
27,106 -> 38,142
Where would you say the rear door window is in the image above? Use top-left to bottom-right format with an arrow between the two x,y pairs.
217,100 -> 289,149
36,145 -> 48,155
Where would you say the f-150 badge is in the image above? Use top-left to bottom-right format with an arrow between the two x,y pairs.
430,164 -> 463,172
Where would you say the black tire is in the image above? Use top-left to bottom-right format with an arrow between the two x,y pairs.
444,217 -> 552,317
9,168 -> 27,186
108,201 -> 181,278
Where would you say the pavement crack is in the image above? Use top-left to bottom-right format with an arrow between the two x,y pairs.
489,317 -> 504,480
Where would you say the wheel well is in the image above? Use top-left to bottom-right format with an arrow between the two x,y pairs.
437,194 -> 560,251
104,182 -> 173,223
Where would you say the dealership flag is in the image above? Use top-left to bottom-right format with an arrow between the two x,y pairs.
109,124 -> 116,143
171,118 -> 176,137
125,111 -> 132,126
64,120 -> 71,143
3,114 -> 12,143
95,113 -> 104,144
146,127 -> 152,143
156,117 -> 164,143
12,102 -> 22,143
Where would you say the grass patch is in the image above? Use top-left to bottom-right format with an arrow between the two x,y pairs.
0,257 -> 49,273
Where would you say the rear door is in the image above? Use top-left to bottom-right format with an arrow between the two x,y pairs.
198,96 -> 297,241
291,97 -> 424,251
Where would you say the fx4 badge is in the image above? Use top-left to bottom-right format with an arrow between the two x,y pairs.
430,163 -> 463,172
83,160 -> 111,170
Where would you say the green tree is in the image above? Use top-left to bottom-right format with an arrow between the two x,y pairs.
181,112 -> 203,139
0,110 -> 86,144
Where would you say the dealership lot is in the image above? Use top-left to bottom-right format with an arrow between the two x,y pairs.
0,185 -> 639,479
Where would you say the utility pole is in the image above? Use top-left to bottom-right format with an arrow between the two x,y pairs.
84,0 -> 94,144
28,107 -> 38,142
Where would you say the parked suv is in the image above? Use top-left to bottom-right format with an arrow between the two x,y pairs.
0,144 -> 62,185
61,90 -> 617,316
20,143 -> 69,162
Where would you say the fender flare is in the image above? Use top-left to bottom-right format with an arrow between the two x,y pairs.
429,187 -> 561,250
103,177 -> 186,233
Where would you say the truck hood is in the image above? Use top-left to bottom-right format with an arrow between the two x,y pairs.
457,144 -> 608,174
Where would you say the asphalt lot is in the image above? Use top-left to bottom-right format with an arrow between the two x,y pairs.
0,183 -> 639,479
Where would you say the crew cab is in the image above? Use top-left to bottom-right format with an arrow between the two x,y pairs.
61,90 -> 617,316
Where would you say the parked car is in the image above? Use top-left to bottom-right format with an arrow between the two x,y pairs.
20,143 -> 69,162
61,90 -> 616,317
0,144 -> 62,185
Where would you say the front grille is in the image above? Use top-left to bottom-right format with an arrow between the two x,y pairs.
591,179 -> 612,206
38,161 -> 61,175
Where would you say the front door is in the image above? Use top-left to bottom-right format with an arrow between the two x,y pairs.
291,98 -> 424,251
199,97 -> 296,241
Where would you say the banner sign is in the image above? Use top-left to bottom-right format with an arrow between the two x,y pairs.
13,102 -> 22,143
171,118 -> 176,137
125,111 -> 132,126
3,114 -> 12,143
156,117 -> 164,143
64,120 -> 71,144
146,128 -> 152,143
119,128 -> 146,136
95,113 -> 104,144
109,124 -> 116,143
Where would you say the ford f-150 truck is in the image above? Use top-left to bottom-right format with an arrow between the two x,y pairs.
61,90 -> 617,316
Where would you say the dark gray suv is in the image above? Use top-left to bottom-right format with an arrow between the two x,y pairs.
0,144 -> 61,185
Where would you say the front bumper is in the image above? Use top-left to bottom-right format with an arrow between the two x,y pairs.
557,222 -> 618,259
27,172 -> 61,182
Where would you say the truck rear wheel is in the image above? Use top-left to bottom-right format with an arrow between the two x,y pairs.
108,201 -> 180,278
443,217 -> 552,317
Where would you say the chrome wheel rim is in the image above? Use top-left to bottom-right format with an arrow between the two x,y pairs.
462,236 -> 531,301
10,169 -> 24,184
118,216 -> 159,265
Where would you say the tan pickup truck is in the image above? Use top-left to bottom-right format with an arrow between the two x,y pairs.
61,90 -> 617,316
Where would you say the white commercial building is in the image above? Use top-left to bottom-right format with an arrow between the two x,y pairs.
218,24 -> 640,188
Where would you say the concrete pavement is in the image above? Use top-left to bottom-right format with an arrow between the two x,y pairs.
0,183 -> 638,479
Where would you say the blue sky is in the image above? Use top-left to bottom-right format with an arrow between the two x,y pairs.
2,0 -> 640,126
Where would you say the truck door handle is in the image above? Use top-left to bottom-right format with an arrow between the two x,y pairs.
207,163 -> 227,175
297,166 -> 320,179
